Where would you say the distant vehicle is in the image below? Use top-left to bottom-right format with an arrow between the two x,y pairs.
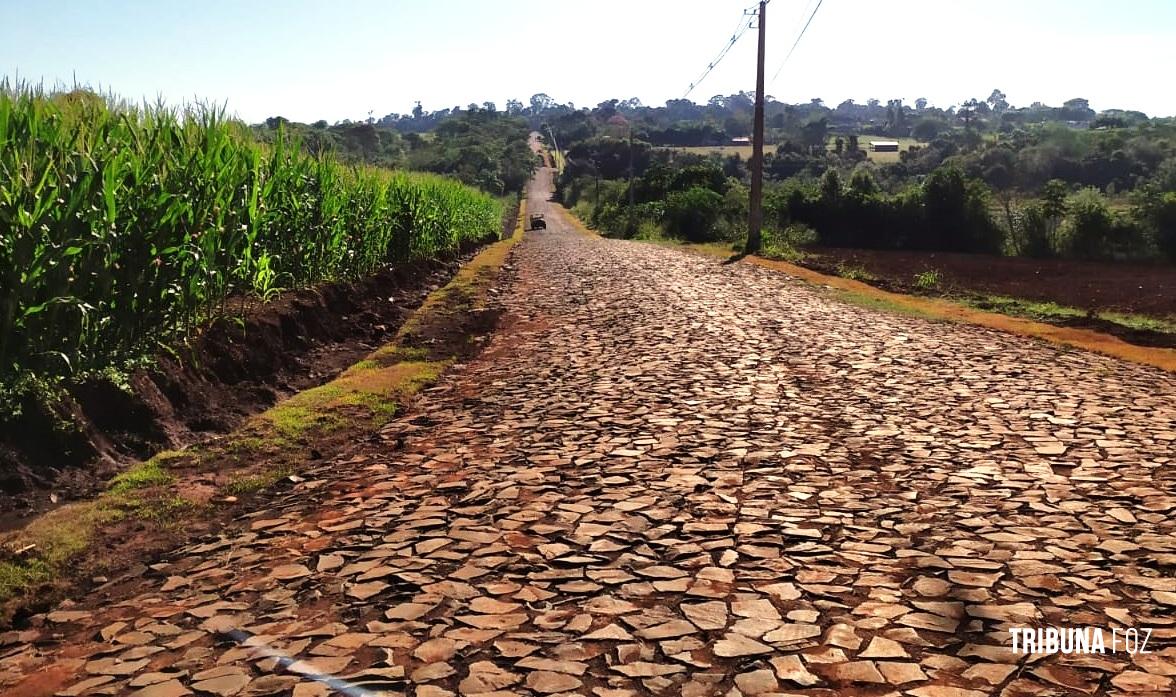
869,140 -> 900,152
528,213 -> 546,230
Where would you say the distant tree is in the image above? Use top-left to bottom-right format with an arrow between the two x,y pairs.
1093,115 -> 1127,129
412,101 -> 424,119
529,93 -> 556,114
848,166 -> 879,197
959,99 -> 981,129
595,99 -> 619,119
819,169 -> 842,203
800,118 -> 829,150
885,99 -> 907,135
987,89 -> 1009,113
915,97 -> 928,111
810,97 -> 825,108
1061,98 -> 1096,122
505,99 -> 524,116
911,118 -> 942,141
482,101 -> 497,113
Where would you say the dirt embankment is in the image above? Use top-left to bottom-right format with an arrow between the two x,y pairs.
0,240 -> 502,525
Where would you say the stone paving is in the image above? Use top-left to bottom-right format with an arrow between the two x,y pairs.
3,176 -> 1176,696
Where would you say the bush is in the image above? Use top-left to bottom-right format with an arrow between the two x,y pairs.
913,268 -> 942,290
760,223 -> 817,261
1057,188 -> 1115,258
1012,203 -> 1056,258
664,187 -> 724,242
919,167 -> 1003,253
1134,190 -> 1176,261
634,220 -> 668,242
1151,193 -> 1176,260
1055,187 -> 1152,260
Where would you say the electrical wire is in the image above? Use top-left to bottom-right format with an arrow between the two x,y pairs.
769,0 -> 825,84
682,5 -> 759,98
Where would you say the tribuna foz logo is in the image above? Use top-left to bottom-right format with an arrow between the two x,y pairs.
1010,627 -> 1153,655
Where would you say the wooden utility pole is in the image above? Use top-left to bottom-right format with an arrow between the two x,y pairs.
745,0 -> 767,254
627,125 -> 636,236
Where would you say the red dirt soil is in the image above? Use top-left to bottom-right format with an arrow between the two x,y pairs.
804,247 -> 1175,317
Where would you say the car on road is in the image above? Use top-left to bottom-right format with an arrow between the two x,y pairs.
528,213 -> 546,230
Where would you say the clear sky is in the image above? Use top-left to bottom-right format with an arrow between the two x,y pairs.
3,0 -> 1175,123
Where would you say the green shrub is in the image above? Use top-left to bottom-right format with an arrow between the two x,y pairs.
913,268 -> 942,290
919,167 -> 1003,254
760,224 -> 816,261
1136,191 -> 1176,260
834,263 -> 874,281
664,187 -> 724,242
1012,202 -> 1058,258
1055,188 -> 1152,260
634,220 -> 668,241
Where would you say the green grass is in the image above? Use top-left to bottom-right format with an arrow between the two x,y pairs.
224,464 -> 294,497
660,145 -> 780,160
969,295 -> 1176,334
106,456 -> 176,495
1101,312 -> 1176,333
834,263 -> 876,282
829,288 -> 943,321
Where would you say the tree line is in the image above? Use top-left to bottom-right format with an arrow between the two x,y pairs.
545,92 -> 1176,262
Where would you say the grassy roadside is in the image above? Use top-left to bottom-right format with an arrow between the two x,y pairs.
0,202 -> 527,616
557,205 -> 1176,373
962,295 -> 1176,335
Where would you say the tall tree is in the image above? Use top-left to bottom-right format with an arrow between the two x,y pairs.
987,89 -> 1009,112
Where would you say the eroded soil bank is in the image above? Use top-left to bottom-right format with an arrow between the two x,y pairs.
0,241 -> 494,526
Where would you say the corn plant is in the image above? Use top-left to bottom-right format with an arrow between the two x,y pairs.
0,83 -> 501,395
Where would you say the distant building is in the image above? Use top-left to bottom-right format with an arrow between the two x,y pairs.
869,140 -> 900,152
731,136 -> 751,145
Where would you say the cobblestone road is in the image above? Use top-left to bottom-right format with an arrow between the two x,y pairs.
4,169 -> 1176,696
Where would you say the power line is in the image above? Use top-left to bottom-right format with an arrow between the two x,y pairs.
682,5 -> 759,99
769,0 -> 825,84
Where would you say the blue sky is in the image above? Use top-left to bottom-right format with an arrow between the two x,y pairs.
3,0 -> 1175,122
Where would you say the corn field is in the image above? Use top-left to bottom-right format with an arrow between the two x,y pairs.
0,85 -> 502,390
